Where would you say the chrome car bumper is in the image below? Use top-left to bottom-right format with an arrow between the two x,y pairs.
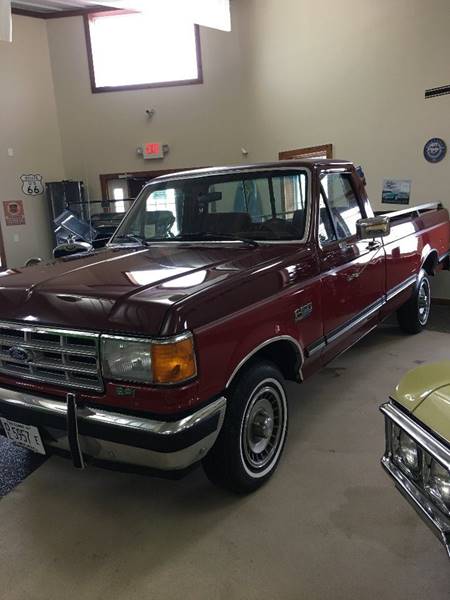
381,402 -> 450,558
382,456 -> 450,557
0,386 -> 226,472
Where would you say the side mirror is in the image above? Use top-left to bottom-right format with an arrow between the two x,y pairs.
53,241 -> 93,259
356,216 -> 390,240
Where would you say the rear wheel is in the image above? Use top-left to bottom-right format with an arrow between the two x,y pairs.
397,270 -> 431,334
203,360 -> 288,494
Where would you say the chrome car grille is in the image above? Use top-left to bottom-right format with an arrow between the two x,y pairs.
0,322 -> 103,392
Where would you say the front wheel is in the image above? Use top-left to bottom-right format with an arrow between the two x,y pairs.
397,270 -> 431,334
203,360 -> 288,494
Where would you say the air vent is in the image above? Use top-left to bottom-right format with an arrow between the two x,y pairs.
425,85 -> 450,99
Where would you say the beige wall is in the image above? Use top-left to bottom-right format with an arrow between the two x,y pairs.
240,0 -> 450,296
2,3 -> 450,296
46,5 -> 250,201
0,15 -> 65,267
45,0 -> 450,296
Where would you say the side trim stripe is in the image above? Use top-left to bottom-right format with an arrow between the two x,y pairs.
305,275 -> 417,358
326,298 -> 385,345
305,337 -> 326,357
386,275 -> 417,302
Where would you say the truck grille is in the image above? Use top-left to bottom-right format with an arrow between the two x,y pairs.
0,322 -> 103,392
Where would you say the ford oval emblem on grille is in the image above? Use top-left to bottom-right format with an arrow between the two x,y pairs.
9,346 -> 32,362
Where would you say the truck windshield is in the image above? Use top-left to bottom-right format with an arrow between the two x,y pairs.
111,171 -> 308,244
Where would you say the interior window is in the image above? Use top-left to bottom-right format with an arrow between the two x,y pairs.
321,173 -> 363,239
144,188 -> 179,237
207,173 -> 308,237
272,175 -> 307,218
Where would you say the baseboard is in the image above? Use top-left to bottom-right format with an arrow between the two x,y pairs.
432,297 -> 450,306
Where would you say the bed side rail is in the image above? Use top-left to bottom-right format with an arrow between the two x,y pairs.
374,202 -> 443,221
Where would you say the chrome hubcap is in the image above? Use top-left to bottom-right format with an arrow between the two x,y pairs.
242,382 -> 284,471
252,412 -> 274,441
418,279 -> 430,325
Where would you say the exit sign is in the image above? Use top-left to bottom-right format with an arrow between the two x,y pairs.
143,142 -> 164,159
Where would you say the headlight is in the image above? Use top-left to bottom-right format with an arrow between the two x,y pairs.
392,425 -> 420,476
102,336 -> 152,383
425,459 -> 450,514
101,333 -> 197,385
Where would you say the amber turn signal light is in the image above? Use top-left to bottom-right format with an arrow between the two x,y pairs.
151,336 -> 197,384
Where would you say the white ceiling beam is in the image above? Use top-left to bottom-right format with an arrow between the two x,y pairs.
11,1 -> 104,11
91,0 -> 231,31
34,0 -> 92,7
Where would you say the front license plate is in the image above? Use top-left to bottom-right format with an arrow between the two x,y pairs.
0,418 -> 46,455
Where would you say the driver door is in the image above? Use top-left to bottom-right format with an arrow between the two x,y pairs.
318,170 -> 385,360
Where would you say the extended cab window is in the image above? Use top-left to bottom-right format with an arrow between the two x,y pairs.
112,171 -> 308,243
320,173 -> 363,239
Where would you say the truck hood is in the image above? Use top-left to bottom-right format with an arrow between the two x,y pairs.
0,244 -> 303,335
392,361 -> 450,443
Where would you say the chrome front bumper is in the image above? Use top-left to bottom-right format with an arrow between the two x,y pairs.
381,402 -> 450,558
382,456 -> 450,557
0,386 -> 226,472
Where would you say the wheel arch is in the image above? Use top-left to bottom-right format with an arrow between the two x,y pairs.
225,336 -> 304,389
421,249 -> 439,276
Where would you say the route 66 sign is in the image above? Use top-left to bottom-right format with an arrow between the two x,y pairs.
20,174 -> 44,196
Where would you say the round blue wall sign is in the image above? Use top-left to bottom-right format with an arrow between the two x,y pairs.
424,137 -> 447,163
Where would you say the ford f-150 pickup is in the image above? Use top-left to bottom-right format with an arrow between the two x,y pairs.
0,160 -> 449,492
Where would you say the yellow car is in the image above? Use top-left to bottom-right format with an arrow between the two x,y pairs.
381,362 -> 450,558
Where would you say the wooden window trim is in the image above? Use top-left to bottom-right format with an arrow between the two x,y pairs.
12,7 -> 120,19
279,144 -> 333,160
84,14 -> 203,94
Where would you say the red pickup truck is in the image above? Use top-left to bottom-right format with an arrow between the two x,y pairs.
0,160 -> 449,492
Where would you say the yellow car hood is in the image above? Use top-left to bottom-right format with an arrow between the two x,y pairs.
413,385 -> 450,443
392,361 -> 450,411
392,361 -> 450,444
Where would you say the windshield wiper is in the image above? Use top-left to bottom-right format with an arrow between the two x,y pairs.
174,232 -> 259,248
112,233 -> 151,246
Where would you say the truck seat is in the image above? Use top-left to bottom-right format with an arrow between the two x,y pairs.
201,212 -> 252,234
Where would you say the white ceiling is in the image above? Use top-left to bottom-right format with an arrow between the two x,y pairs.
11,1 -> 107,12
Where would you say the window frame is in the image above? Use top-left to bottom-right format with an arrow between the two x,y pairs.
83,13 -> 203,94
318,170 -> 367,245
109,167 -> 312,245
318,186 -> 338,245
